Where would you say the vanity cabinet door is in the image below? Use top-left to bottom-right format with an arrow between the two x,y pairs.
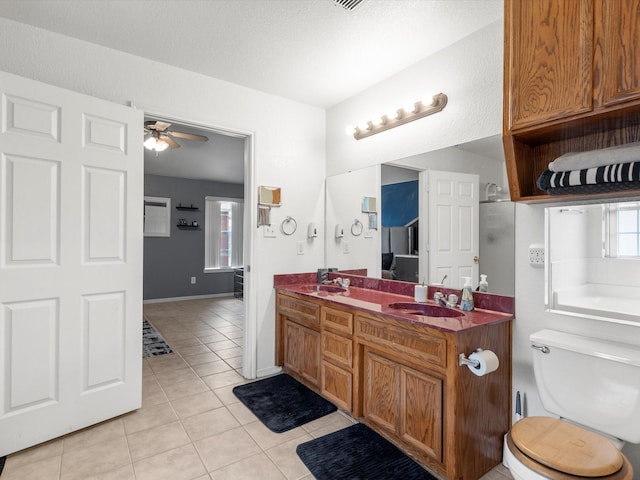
363,348 -> 443,463
284,320 -> 320,388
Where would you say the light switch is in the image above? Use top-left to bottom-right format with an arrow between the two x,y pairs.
296,241 -> 304,255
343,240 -> 350,254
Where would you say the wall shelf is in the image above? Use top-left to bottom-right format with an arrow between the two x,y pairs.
176,205 -> 199,211
177,225 -> 200,229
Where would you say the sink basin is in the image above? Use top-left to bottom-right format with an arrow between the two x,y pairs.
387,302 -> 464,317
298,284 -> 347,293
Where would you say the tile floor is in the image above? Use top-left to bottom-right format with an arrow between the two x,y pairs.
1,297 -> 513,480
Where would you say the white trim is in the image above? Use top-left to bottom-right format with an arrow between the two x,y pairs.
257,366 -> 283,378
203,267 -> 236,274
143,293 -> 234,304
132,102 -> 257,380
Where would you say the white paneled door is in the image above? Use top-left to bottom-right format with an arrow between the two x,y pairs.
427,170 -> 479,289
0,71 -> 143,456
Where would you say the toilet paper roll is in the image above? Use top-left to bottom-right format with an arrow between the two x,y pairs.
414,285 -> 427,303
467,350 -> 499,376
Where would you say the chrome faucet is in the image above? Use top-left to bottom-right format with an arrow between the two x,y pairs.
333,277 -> 350,288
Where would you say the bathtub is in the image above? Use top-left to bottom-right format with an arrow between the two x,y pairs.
552,284 -> 640,325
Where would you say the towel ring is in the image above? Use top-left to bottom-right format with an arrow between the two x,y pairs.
280,216 -> 297,235
351,219 -> 363,236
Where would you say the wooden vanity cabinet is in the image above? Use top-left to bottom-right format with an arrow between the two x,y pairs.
276,292 -> 321,388
320,306 -> 355,411
503,0 -> 640,202
275,290 -> 512,480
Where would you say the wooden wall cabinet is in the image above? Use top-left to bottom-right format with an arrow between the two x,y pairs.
275,291 -> 512,480
503,0 -> 640,202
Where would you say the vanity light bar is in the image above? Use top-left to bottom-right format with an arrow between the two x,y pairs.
348,93 -> 448,140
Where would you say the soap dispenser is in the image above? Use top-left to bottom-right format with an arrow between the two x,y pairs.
460,276 -> 474,311
478,274 -> 488,293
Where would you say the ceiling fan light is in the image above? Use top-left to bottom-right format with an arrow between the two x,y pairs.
143,136 -> 157,150
155,140 -> 169,152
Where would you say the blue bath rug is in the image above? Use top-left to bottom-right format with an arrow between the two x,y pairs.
143,319 -> 173,358
232,374 -> 337,433
297,423 -> 436,480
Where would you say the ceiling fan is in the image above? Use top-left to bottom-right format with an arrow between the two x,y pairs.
143,120 -> 209,153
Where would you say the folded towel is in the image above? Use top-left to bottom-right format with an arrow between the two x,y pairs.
543,182 -> 640,196
537,161 -> 640,191
548,142 -> 640,172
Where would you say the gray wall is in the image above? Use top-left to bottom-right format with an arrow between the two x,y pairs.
144,174 -> 244,300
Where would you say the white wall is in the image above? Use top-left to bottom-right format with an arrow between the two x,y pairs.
325,166 -> 381,276
0,17 -> 326,378
326,21 -> 503,177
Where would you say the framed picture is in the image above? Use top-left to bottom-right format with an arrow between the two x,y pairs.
144,196 -> 171,237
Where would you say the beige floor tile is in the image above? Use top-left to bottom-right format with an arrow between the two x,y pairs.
62,418 -> 126,452
183,352 -> 222,367
154,366 -> 200,387
212,384 -> 242,405
301,411 -> 355,436
206,339 -> 237,351
1,454 -> 61,480
194,426 -> 261,473
216,325 -> 242,335
182,407 -> 241,441
225,356 -> 243,370
142,377 -> 169,407
133,444 -> 207,480
147,354 -> 189,373
127,420 -> 191,461
161,375 -> 210,401
214,346 -> 242,359
174,344 -> 212,356
122,402 -> 177,435
89,463 -> 136,480
201,369 -> 245,389
209,452 -> 286,480
192,360 -> 233,377
264,435 -> 314,480
243,420 -> 308,450
197,332 -> 228,344
60,436 -> 130,480
171,390 -> 224,419
142,361 -> 154,376
5,438 -> 63,468
226,400 -> 258,425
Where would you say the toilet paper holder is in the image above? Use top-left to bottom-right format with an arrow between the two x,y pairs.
458,349 -> 484,368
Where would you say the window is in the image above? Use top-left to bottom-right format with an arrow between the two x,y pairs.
605,202 -> 640,258
205,197 -> 244,270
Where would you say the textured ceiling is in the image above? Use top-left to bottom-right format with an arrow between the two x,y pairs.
0,0 -> 504,182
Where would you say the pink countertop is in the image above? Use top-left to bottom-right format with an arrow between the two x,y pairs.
275,279 -> 514,334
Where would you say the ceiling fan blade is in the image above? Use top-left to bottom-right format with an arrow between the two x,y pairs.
144,120 -> 172,132
159,134 -> 180,148
168,131 -> 209,142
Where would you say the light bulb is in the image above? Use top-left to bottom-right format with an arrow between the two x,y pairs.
155,140 -> 169,152
422,93 -> 436,107
371,115 -> 384,127
403,102 -> 417,114
357,121 -> 370,132
345,125 -> 356,136
386,109 -> 399,121
143,136 -> 157,150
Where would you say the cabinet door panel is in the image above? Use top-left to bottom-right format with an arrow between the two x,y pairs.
505,0 -> 593,130
400,367 -> 443,462
284,320 -> 320,388
594,0 -> 640,107
363,350 -> 399,433
321,361 -> 352,411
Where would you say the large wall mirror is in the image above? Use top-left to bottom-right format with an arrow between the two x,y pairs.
546,200 -> 640,325
325,134 -> 515,296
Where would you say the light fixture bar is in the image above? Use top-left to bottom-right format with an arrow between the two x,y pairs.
352,93 -> 448,140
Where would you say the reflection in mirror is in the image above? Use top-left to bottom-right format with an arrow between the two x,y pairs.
546,201 -> 640,325
325,135 -> 516,296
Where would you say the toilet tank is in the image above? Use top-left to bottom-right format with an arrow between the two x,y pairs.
530,329 -> 640,443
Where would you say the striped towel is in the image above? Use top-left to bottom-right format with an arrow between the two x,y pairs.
537,161 -> 640,192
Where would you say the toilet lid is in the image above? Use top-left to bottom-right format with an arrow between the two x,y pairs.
511,417 -> 623,477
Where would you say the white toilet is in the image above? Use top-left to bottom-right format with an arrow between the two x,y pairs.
503,329 -> 640,480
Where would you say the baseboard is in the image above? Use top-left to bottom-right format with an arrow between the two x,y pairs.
256,366 -> 282,379
143,293 -> 234,304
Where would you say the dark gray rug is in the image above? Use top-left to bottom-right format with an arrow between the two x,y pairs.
0,455 -> 5,476
143,319 -> 173,358
296,423 -> 436,480
232,374 -> 337,433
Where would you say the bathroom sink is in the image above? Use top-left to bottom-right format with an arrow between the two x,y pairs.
387,302 -> 464,317
298,284 -> 347,293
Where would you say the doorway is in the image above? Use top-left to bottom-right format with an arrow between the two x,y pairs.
140,110 -> 256,379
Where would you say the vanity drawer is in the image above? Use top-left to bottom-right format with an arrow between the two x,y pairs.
277,293 -> 319,330
321,306 -> 353,335
355,314 -> 447,369
322,330 -> 353,368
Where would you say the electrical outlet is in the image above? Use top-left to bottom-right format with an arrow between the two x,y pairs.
343,240 -> 350,254
190,276 -> 196,284
529,243 -> 545,267
296,241 -> 304,255
263,225 -> 276,238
